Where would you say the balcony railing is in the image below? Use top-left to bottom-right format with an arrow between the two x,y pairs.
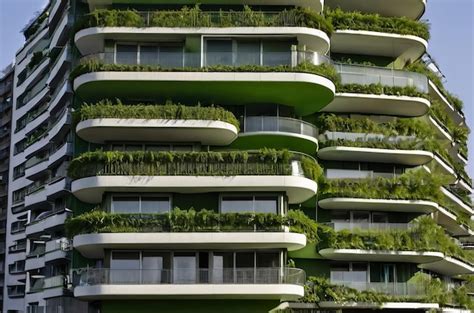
242,116 -> 318,138
327,222 -> 413,232
331,278 -> 425,297
16,74 -> 49,108
75,267 -> 305,286
80,49 -> 330,70
334,63 -> 429,94
44,275 -> 66,289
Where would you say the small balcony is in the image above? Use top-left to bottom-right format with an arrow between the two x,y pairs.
74,267 -> 305,300
324,63 -> 430,117
236,116 -> 319,155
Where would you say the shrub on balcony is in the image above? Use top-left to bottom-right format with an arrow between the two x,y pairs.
70,58 -> 340,83
319,216 -> 474,265
76,6 -> 333,35
67,149 -> 322,181
318,169 -> 445,203
336,83 -> 429,99
75,99 -> 240,130
302,274 -> 473,310
65,208 -> 320,242
406,62 -> 463,111
326,8 -> 430,40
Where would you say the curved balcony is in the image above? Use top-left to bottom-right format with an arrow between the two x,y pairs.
318,132 -> 433,166
318,198 -> 438,214
70,151 -> 319,204
233,116 -> 318,155
326,0 -> 426,20
76,119 -> 238,146
441,187 -> 474,215
25,210 -> 71,237
323,63 -> 430,117
331,30 -> 427,63
24,154 -> 49,181
435,206 -> 472,237
432,154 -> 457,184
74,232 -> 306,259
74,9 -> 330,55
74,267 -> 305,300
319,248 -> 443,263
73,51 -> 336,116
318,146 -> 433,166
419,256 -> 474,276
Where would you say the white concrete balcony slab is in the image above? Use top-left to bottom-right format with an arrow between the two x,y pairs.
318,198 -> 438,213
76,119 -> 239,145
72,175 -> 318,204
319,248 -> 444,264
74,232 -> 306,258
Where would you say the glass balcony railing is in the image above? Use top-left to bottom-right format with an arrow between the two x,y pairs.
325,168 -> 399,180
327,222 -> 413,232
334,63 -> 429,94
331,278 -> 426,297
80,49 -> 330,70
76,267 -> 305,286
242,116 -> 319,138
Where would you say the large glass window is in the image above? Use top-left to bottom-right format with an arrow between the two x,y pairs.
140,45 -> 158,65
142,252 -> 171,283
160,46 -> 184,68
206,40 -> 233,66
235,40 -> 260,66
116,44 -> 138,65
112,195 -> 171,214
220,194 -> 279,214
262,41 -> 292,66
173,253 -> 196,284
110,252 -> 140,283
212,252 -> 234,283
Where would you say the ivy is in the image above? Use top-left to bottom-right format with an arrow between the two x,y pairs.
75,99 -> 240,131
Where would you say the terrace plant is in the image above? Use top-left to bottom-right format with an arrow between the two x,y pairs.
74,99 -> 240,130
67,149 -> 322,181
326,8 -> 430,40
336,83 -> 429,99
65,208 -> 320,242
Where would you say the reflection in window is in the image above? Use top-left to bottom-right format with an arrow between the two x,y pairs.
221,195 -> 278,214
112,195 -> 171,213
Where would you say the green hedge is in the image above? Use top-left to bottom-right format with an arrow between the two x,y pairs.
319,216 -> 473,263
336,83 -> 429,99
75,99 -> 240,130
70,58 -> 340,83
68,149 -> 322,181
407,62 -> 464,111
318,169 -> 445,203
326,8 -> 430,40
65,208 -> 319,242
303,274 -> 473,310
315,113 -> 433,138
76,6 -> 333,35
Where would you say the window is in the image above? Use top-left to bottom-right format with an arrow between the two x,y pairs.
110,251 -> 140,283
14,139 -> 26,155
330,263 -> 367,284
220,194 -> 279,214
13,163 -> 25,179
115,44 -> 184,67
173,252 -> 196,284
142,252 -> 171,283
12,188 -> 26,204
111,195 -> 171,214
116,44 -> 138,65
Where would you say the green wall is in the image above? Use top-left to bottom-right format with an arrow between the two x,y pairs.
101,300 -> 280,313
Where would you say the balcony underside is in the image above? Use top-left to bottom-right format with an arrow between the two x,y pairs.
76,119 -> 239,145
318,146 -> 433,166
74,72 -> 335,116
74,232 -> 307,258
435,206 -> 472,237
331,30 -> 427,62
318,198 -> 438,213
325,0 -> 426,19
319,248 -> 444,264
321,93 -> 430,117
419,256 -> 474,276
75,27 -> 330,56
230,133 -> 318,156
74,284 -> 304,300
71,175 -> 318,204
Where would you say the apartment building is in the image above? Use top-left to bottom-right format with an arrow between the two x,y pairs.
3,0 -> 473,312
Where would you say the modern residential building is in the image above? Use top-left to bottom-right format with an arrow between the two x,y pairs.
3,0 -> 473,312
0,63 -> 14,312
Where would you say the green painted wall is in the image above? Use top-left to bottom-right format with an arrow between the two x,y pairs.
172,192 -> 219,212
294,259 -> 329,278
101,300 -> 280,313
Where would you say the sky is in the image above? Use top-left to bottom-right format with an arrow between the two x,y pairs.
0,0 -> 473,174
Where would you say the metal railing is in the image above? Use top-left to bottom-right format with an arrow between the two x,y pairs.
44,275 -> 66,289
331,278 -> 426,297
334,63 -> 429,93
242,116 -> 318,138
327,222 -> 412,232
76,267 -> 305,286
16,74 -> 49,108
81,49 -> 329,69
